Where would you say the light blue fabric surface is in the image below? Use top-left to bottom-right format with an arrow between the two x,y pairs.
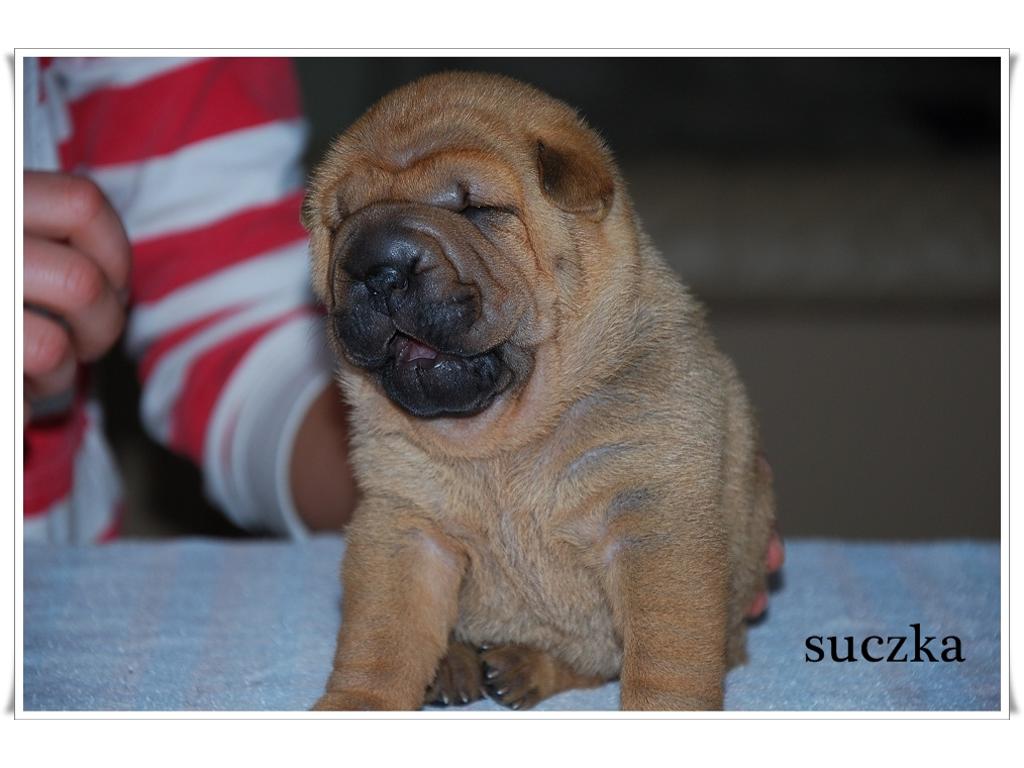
23,538 -> 1000,711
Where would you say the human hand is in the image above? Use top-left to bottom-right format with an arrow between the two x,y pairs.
23,171 -> 131,423
747,529 -> 785,619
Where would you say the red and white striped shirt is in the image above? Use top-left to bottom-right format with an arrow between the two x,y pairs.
24,57 -> 330,543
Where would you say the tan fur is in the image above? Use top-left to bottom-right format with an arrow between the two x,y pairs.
305,72 -> 775,711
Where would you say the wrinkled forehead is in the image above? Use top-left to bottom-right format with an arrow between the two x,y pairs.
327,143 -> 527,218
324,96 -> 546,211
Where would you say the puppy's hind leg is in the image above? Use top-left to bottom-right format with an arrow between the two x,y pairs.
480,645 -> 608,710
727,449 -> 777,668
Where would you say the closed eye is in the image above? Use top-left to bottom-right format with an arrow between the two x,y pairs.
459,204 -> 518,224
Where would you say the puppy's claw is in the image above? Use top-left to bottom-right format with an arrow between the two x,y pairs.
424,641 -> 486,709
476,644 -> 603,711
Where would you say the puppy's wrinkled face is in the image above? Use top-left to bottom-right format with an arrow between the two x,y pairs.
324,198 -> 523,418
304,72 -> 616,420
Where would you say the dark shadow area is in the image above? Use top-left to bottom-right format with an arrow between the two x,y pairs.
295,57 -> 1000,167
95,347 -> 249,539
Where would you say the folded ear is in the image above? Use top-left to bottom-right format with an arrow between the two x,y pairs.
300,181 -> 347,308
300,188 -> 318,232
536,136 -> 615,222
301,173 -> 350,234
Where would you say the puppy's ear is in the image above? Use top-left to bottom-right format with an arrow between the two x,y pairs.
536,136 -> 614,222
301,178 -> 350,233
300,188 -> 318,232
301,180 -> 347,308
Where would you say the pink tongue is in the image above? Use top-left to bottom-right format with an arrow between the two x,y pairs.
406,338 -> 439,362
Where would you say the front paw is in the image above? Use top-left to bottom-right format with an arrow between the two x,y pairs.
619,684 -> 723,711
481,645 -> 546,710
424,641 -> 485,707
311,690 -> 394,711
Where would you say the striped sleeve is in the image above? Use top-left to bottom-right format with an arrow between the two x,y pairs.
53,57 -> 331,536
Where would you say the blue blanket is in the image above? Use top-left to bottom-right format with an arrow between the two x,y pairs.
23,538 -> 1000,711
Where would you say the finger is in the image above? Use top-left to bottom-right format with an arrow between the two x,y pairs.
24,236 -> 126,361
24,171 -> 132,295
765,531 -> 785,573
24,310 -> 77,402
747,591 -> 768,619
746,590 -> 768,619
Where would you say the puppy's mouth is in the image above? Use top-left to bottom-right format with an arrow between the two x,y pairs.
378,332 -> 513,419
393,334 -> 442,365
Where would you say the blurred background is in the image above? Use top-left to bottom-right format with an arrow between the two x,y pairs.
100,56 -> 1000,540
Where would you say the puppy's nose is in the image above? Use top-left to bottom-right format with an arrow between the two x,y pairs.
365,265 -> 408,296
346,224 -> 432,287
